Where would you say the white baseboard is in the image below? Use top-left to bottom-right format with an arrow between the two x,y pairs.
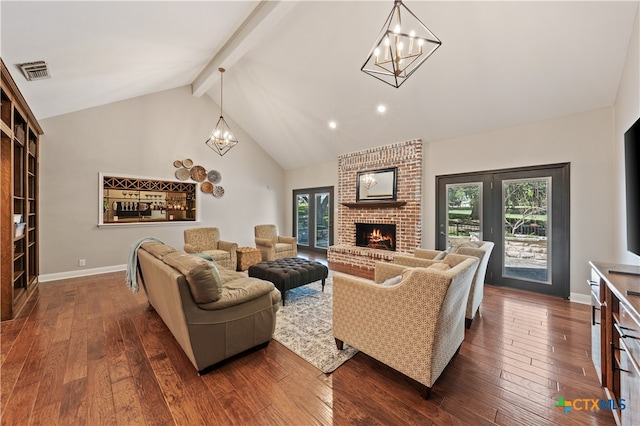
39,264 -> 127,282
569,292 -> 590,305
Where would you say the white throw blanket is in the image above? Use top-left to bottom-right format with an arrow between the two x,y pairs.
125,236 -> 164,293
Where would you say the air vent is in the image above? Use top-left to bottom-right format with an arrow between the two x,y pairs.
17,61 -> 51,81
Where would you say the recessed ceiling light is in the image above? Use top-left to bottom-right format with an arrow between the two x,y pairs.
377,105 -> 386,113
329,121 -> 337,129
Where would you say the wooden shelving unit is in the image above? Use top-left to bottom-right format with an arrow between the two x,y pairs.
1,58 -> 43,321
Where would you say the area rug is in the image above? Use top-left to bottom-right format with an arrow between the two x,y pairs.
272,271 -> 358,373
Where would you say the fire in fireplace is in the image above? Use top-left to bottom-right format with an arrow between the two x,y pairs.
355,223 -> 396,251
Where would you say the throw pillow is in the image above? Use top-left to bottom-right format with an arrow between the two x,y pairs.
427,262 -> 451,271
433,251 -> 447,260
381,275 -> 403,286
163,252 -> 223,304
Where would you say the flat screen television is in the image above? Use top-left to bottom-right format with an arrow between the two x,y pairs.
624,116 -> 640,257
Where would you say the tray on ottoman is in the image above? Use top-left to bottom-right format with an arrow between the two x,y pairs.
248,257 -> 329,305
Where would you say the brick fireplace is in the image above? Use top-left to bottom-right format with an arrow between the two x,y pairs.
328,139 -> 422,277
355,222 -> 396,251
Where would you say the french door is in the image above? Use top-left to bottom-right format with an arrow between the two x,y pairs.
293,186 -> 334,254
436,163 -> 570,298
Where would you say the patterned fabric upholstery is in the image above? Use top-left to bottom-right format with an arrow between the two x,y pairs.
254,224 -> 297,261
183,227 -> 238,271
453,242 -> 494,326
394,241 -> 494,328
333,255 -> 479,398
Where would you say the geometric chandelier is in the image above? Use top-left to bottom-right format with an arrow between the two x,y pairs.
205,67 -> 239,156
361,173 -> 377,189
361,0 -> 442,88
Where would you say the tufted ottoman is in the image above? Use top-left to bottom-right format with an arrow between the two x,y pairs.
248,257 -> 329,305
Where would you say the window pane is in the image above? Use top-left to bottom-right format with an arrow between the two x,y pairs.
446,183 -> 482,247
296,194 -> 309,246
502,177 -> 550,283
315,193 -> 329,249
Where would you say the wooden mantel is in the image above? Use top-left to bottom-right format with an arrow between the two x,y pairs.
341,201 -> 407,209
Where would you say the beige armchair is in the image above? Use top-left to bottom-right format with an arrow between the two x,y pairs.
394,241 -> 495,328
333,254 -> 480,399
183,227 -> 238,271
254,224 -> 297,261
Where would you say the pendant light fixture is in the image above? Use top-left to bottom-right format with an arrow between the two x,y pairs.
205,68 -> 238,156
361,0 -> 441,88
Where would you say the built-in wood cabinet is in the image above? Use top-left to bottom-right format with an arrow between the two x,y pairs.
1,58 -> 43,321
590,261 -> 640,425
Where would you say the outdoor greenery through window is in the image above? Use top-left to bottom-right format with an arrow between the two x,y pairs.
502,177 -> 550,283
315,193 -> 330,249
297,194 -> 309,246
503,179 -> 548,237
447,183 -> 482,245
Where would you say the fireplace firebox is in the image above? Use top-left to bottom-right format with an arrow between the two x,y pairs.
355,223 -> 396,251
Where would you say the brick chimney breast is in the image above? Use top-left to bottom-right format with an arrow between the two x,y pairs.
328,139 -> 422,273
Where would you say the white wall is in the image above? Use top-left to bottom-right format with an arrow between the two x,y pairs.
614,5 -> 640,265
39,86 -> 285,279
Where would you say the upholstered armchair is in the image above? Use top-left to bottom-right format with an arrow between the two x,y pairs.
333,254 -> 480,399
183,227 -> 238,271
254,224 -> 297,261
394,241 -> 495,328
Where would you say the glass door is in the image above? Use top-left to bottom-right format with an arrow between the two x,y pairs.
502,177 -> 550,283
293,186 -> 334,253
436,164 -> 569,298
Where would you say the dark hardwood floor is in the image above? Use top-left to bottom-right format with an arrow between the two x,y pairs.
1,253 -> 614,425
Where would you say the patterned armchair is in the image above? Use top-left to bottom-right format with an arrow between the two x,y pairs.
394,241 -> 494,328
254,224 -> 297,261
183,227 -> 238,271
333,254 -> 479,398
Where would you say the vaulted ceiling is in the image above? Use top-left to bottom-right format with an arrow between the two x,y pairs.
1,1 -> 637,170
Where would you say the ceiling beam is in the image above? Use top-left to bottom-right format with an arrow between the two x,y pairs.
191,0 -> 298,97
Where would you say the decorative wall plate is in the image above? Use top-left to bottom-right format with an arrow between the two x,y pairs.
183,158 -> 194,168
201,182 -> 214,193
213,185 -> 225,198
175,167 -> 190,181
207,170 -> 222,184
173,160 -> 183,168
190,165 -> 207,182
